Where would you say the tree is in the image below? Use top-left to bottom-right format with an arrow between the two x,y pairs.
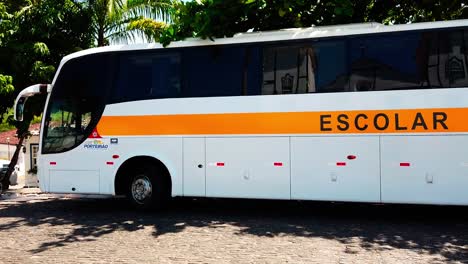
0,0 -> 94,126
368,0 -> 468,24
159,0 -> 468,46
0,0 -> 173,191
87,0 -> 173,46
158,0 -> 362,45
0,0 -> 94,191
0,3 -> 15,116
1,0 -> 30,14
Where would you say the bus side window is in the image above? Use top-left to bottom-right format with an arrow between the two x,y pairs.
348,32 -> 423,91
182,46 -> 245,98
347,29 -> 468,91
262,46 -> 315,95
262,40 -> 348,95
244,46 -> 262,96
426,29 -> 468,88
313,41 -> 348,93
112,52 -> 181,103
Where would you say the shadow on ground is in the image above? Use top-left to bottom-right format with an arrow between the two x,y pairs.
0,197 -> 467,262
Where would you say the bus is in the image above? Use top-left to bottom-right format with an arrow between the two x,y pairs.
14,19 -> 468,209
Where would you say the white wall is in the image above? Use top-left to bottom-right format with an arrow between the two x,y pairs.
24,135 -> 39,187
0,144 -> 15,161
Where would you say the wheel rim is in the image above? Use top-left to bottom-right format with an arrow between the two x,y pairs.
131,175 -> 152,204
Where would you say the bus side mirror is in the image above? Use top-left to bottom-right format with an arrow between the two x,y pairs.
14,84 -> 50,122
15,97 -> 27,122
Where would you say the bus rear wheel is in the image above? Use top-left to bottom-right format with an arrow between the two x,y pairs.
127,164 -> 169,210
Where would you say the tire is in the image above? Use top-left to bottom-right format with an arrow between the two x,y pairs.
127,163 -> 169,210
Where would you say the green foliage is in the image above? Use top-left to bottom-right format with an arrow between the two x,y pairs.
0,74 -> 14,95
126,18 -> 167,42
333,0 -> 353,17
159,0 -> 358,46
32,42 -> 50,56
12,0 -> 94,64
2,0 -> 30,14
159,0 -> 468,46
369,1 -> 468,25
0,3 -> 14,45
30,61 -> 55,83
0,108 -> 15,132
0,0 -> 94,134
127,0 -> 173,22
31,113 -> 42,124
88,0 -> 173,46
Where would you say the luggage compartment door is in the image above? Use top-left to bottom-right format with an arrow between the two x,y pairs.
206,137 -> 290,199
183,137 -> 206,197
291,136 -> 380,202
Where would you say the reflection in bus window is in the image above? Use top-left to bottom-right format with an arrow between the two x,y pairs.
42,54 -> 111,154
425,30 -> 468,88
348,32 -> 424,91
348,29 -> 468,91
262,40 -> 348,94
263,45 -> 316,95
314,41 -> 348,93
44,97 -> 98,152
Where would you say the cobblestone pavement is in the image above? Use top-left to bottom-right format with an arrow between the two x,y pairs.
0,194 -> 467,264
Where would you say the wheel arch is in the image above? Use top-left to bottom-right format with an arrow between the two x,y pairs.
114,155 -> 172,197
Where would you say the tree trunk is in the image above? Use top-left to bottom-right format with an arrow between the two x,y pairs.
98,25 -> 106,46
1,132 -> 28,192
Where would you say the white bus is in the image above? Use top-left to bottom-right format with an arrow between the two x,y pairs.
14,19 -> 468,209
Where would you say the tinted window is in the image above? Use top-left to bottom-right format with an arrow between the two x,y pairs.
425,29 -> 468,88
261,28 -> 468,94
348,29 -> 468,91
262,40 -> 348,94
244,46 -> 263,95
183,46 -> 256,97
111,52 -> 181,102
312,40 -> 348,92
43,54 -> 112,154
109,46 -> 262,102
349,32 -> 425,91
263,45 -> 309,94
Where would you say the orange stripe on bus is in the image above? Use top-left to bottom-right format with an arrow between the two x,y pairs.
96,108 -> 468,136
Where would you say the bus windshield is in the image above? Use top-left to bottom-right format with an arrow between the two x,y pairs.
42,54 -> 112,154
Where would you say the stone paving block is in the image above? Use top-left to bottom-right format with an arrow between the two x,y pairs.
0,196 -> 467,263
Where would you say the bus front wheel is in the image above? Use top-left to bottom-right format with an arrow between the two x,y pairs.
127,164 -> 169,210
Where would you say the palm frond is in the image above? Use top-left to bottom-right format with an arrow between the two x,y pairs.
106,29 -> 136,44
108,17 -> 166,43
127,0 -> 173,22
90,0 -> 173,45
108,0 -> 125,18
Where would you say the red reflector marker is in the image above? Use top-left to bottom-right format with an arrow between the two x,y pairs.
106,162 -> 114,165
274,162 -> 283,167
216,162 -> 225,167
400,162 -> 410,167
50,162 -> 57,165
336,162 -> 346,166
112,155 -> 119,159
347,155 -> 356,160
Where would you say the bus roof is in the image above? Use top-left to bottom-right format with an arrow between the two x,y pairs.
63,19 -> 468,62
